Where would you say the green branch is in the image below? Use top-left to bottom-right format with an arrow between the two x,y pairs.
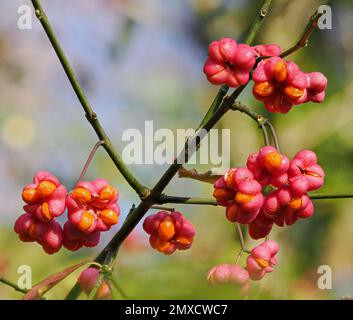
30,0 -> 148,198
0,277 -> 28,294
244,0 -> 273,45
197,0 -> 273,128
160,193 -> 353,207
310,193 -> 353,200
230,101 -> 280,150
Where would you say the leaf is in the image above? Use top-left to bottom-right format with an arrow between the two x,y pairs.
23,260 -> 88,300
178,167 -> 225,184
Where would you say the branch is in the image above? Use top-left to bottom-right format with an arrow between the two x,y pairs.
0,277 -> 48,300
236,223 -> 249,253
265,120 -> 280,152
87,272 -> 105,300
198,0 -> 273,128
178,167 -> 223,184
0,277 -> 28,294
159,195 -> 218,206
280,10 -> 322,58
160,192 -> 353,207
310,193 -> 353,200
30,0 -> 148,199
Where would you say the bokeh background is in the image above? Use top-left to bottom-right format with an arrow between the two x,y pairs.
1,0 -> 353,299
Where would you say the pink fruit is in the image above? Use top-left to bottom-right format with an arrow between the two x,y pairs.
207,264 -> 250,295
288,150 -> 324,195
263,187 -> 314,226
246,240 -> 279,280
143,211 -> 195,255
66,179 -> 120,233
213,168 -> 264,224
247,146 -> 289,187
203,38 -> 256,87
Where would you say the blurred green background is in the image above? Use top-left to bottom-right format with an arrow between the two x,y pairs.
1,0 -> 353,299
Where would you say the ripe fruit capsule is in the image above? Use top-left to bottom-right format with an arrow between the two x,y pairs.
77,211 -> 95,231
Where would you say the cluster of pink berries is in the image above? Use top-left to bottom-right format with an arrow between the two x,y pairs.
203,38 -> 327,113
208,240 -> 279,294
143,211 -> 195,255
213,147 -> 324,239
14,171 -> 120,254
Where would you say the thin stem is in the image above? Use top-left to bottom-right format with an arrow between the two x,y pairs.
260,123 -> 271,146
159,195 -> 218,206
77,140 -> 104,183
87,272 -> 105,300
280,10 -> 322,58
265,120 -> 280,151
230,101 -> 274,147
0,278 -> 48,300
30,0 -> 148,199
0,278 -> 28,294
235,249 -> 244,265
160,193 -> 353,207
151,205 -> 175,212
243,0 -> 273,45
110,278 -> 129,300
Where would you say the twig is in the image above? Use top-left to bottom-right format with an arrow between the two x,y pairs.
235,249 -> 244,264
77,140 -> 105,183
110,277 -> 129,300
198,0 -> 273,127
159,195 -> 218,206
310,193 -> 353,200
0,277 -> 48,300
159,193 -> 353,206
280,10 -> 322,58
230,101 -> 276,147
30,0 -> 148,199
260,122 -> 271,146
243,0 -> 273,45
87,272 -> 105,300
